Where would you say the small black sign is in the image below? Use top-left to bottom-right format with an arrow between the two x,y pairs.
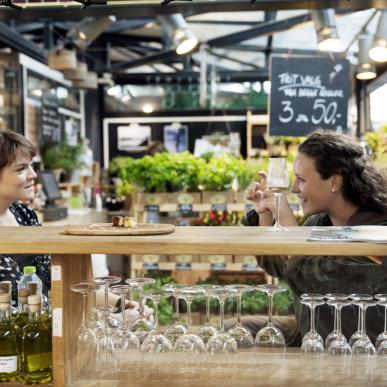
178,203 -> 193,217
210,263 -> 226,271
176,263 -> 192,271
242,264 -> 259,271
269,56 -> 349,136
143,263 -> 159,271
42,93 -> 60,143
211,204 -> 227,212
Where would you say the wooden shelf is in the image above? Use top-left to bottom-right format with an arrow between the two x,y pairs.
135,203 -> 248,213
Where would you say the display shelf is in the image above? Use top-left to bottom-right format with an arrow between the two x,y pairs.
134,203 -> 248,213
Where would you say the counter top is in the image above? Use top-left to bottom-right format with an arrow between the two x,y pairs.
0,226 -> 386,256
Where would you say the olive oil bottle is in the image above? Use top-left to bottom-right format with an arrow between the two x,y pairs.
21,294 -> 52,384
12,288 -> 30,329
0,293 -> 21,382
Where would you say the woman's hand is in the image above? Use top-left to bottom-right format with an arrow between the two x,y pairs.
115,300 -> 154,325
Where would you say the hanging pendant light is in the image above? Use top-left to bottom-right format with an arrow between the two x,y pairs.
369,10 -> 387,63
356,34 -> 377,80
48,48 -> 77,70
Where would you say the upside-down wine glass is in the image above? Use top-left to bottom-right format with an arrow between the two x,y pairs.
325,293 -> 349,349
196,284 -> 220,345
326,297 -> 352,356
110,285 -> 140,352
225,284 -> 255,349
300,295 -> 325,354
206,287 -> 238,354
174,287 -> 206,353
348,294 -> 374,347
351,298 -> 377,355
255,284 -> 286,350
141,292 -> 172,353
162,284 -> 187,345
125,277 -> 156,343
70,282 -> 98,380
374,294 -> 387,352
266,157 -> 289,232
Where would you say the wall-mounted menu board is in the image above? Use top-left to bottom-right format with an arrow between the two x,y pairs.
42,92 -> 60,143
269,56 -> 349,136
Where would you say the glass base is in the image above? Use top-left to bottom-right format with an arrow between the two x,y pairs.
267,225 -> 288,232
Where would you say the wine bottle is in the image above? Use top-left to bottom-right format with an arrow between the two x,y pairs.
0,293 -> 21,382
21,295 -> 52,384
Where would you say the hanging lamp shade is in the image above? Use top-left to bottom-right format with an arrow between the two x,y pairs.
369,10 -> 387,63
356,35 -> 377,81
72,71 -> 98,89
48,49 -> 77,70
63,62 -> 88,80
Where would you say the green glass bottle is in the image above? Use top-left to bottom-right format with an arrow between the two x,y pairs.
0,293 -> 21,382
21,295 -> 52,384
12,288 -> 30,329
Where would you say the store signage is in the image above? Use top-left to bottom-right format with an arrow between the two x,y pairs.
176,263 -> 192,271
178,203 -> 193,217
269,56 -> 350,136
42,92 -> 60,143
143,263 -> 159,271
210,263 -> 226,271
242,264 -> 259,271
211,204 -> 227,212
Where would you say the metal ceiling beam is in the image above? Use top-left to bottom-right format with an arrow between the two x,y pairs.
15,22 -> 44,34
100,33 -> 162,45
0,0 -> 379,22
209,51 -> 264,70
113,69 -> 269,85
0,22 -> 46,62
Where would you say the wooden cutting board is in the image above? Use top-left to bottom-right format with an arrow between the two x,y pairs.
61,223 -> 175,236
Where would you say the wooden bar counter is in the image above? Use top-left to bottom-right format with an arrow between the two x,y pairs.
1,226 -> 386,386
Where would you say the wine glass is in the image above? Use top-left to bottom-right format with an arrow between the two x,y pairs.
141,292 -> 172,353
225,284 -> 255,349
70,282 -> 98,380
300,295 -> 325,355
348,293 -> 374,347
162,284 -> 188,345
255,284 -> 286,351
206,287 -> 238,354
352,298 -> 377,356
174,287 -> 206,353
110,285 -> 140,353
266,157 -> 289,232
325,293 -> 349,349
196,284 -> 220,345
125,277 -> 156,343
374,294 -> 387,351
326,297 -> 352,356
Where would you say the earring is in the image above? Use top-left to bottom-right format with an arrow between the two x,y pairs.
331,189 -> 335,193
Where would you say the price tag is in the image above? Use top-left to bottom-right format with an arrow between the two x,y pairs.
145,205 -> 160,212
210,263 -> 226,271
211,204 -> 227,212
51,265 -> 61,281
53,308 -> 62,337
242,264 -> 259,271
178,203 -> 193,217
176,263 -> 192,271
145,205 -> 160,224
143,263 -> 159,271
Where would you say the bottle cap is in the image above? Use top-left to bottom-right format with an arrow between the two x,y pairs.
23,266 -> 37,274
0,281 -> 11,294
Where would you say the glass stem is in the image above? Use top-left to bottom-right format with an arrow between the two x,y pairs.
357,305 -> 361,331
268,292 -> 273,325
138,287 -> 144,317
220,299 -> 225,333
336,305 -> 342,334
92,290 -> 98,323
360,305 -> 366,336
175,296 -> 180,323
384,306 -> 387,332
333,305 -> 338,331
237,293 -> 242,325
206,296 -> 211,324
310,303 -> 316,333
82,293 -> 87,327
274,193 -> 280,227
154,301 -> 159,331
121,294 -> 126,323
104,285 -> 109,308
186,299 -> 192,332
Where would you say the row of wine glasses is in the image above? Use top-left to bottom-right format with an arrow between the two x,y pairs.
300,293 -> 387,356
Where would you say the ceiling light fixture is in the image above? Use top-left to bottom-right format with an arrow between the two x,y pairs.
311,9 -> 344,52
157,14 -> 199,55
356,34 -> 377,81
369,10 -> 387,63
0,0 -> 22,10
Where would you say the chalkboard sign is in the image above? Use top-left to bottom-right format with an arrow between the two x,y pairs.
42,93 -> 60,144
269,56 -> 349,136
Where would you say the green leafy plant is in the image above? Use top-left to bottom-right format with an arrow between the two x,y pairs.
364,124 -> 387,163
42,142 -> 83,172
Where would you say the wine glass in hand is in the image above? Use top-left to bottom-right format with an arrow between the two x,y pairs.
266,157 -> 289,232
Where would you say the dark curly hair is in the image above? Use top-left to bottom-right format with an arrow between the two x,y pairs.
298,130 -> 387,214
0,130 -> 36,173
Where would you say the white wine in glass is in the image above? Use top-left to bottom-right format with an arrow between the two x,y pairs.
267,157 -> 289,232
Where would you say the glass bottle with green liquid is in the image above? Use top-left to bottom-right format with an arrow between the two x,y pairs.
12,288 -> 30,329
21,294 -> 52,384
0,293 -> 21,382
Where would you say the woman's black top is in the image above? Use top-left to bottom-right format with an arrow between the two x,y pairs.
0,202 -> 51,301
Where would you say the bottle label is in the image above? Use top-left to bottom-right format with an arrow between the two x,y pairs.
0,355 -> 18,373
